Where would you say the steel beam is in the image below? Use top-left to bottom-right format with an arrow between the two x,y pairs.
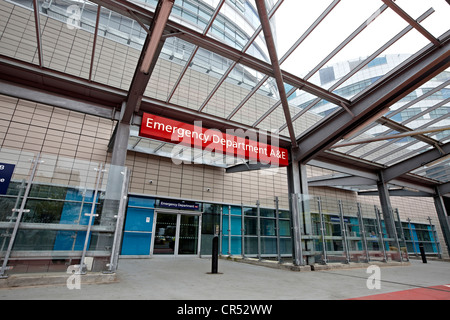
438,181 -> 450,196
32,0 -> 44,68
0,57 -> 292,148
0,79 -> 118,119
90,0 -> 349,108
166,0 -> 225,103
434,188 -> 450,255
234,0 -> 341,125
381,0 -> 440,46
358,189 -> 434,197
282,8 -> 435,136
383,142 -> 450,182
377,171 -> 397,239
122,0 -> 174,124
89,5 -> 102,81
333,126 -> 450,148
111,103 -> 131,167
226,162 -> 274,174
255,0 -> 297,148
294,32 -> 450,163
308,175 -> 376,187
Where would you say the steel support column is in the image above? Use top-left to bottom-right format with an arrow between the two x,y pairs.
433,188 -> 450,256
287,149 -> 310,266
255,0 -> 297,148
122,0 -> 175,124
377,172 -> 397,239
111,104 -> 131,167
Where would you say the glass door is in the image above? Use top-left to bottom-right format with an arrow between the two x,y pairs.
178,215 -> 199,255
152,212 -> 200,256
153,213 -> 178,255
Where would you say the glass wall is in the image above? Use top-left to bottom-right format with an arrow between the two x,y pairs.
296,194 -> 441,265
221,199 -> 292,259
120,194 -> 441,263
0,148 -> 128,276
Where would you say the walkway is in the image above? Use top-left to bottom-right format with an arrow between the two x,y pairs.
0,257 -> 449,300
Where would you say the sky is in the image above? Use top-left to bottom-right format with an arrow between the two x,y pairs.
270,0 -> 450,79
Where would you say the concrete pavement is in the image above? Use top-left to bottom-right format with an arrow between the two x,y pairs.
0,257 -> 449,300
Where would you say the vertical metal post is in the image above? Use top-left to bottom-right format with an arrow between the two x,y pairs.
407,218 -> 417,257
79,164 -> 105,274
211,234 -> 219,273
390,208 -> 402,262
433,189 -> 450,256
256,200 -> 261,261
105,167 -> 130,273
174,214 -> 181,256
377,172 -> 397,239
317,197 -> 327,264
32,0 -> 44,68
1,180 -> 26,252
241,204 -> 245,259
1,154 -> 41,278
219,205 -> 223,255
338,200 -> 350,264
375,206 -> 387,262
227,205 -> 231,256
396,209 -> 409,261
428,216 -> 442,259
275,196 -> 281,263
197,214 -> 202,257
290,193 -> 304,266
357,203 -> 369,263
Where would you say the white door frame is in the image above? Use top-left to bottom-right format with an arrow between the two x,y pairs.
150,209 -> 202,257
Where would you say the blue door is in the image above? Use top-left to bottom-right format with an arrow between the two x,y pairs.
222,206 -> 242,255
121,197 -> 155,255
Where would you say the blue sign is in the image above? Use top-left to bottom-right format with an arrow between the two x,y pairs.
330,215 -> 349,223
0,163 -> 15,195
159,200 -> 200,211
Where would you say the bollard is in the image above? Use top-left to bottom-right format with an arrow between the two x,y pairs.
211,235 -> 219,274
419,243 -> 427,264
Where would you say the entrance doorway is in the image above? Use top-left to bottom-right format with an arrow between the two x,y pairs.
151,211 -> 201,256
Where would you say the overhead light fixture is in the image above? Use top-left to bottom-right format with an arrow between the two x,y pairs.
140,0 -> 174,75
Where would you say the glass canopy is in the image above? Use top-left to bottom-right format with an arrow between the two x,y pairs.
0,0 -> 449,187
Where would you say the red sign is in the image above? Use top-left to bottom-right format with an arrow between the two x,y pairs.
139,113 -> 289,167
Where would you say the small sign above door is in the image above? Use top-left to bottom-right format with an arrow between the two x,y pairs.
0,163 -> 15,195
159,200 -> 200,211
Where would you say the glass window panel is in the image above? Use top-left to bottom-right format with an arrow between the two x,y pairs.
91,6 -> 143,90
279,98 -> 334,138
202,64 -> 266,119
168,48 -> 235,110
378,143 -> 432,166
273,0 -> 336,61
230,77 -> 279,126
281,0 -> 385,80
206,0 -> 269,62
395,0 -> 450,39
0,0 -> 38,64
178,215 -> 199,255
145,37 -> 197,102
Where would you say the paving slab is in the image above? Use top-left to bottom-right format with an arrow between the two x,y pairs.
0,257 -> 448,300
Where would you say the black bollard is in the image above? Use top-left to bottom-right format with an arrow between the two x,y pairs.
419,243 -> 427,264
211,235 -> 219,274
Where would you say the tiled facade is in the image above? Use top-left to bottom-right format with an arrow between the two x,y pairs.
1,93 -> 447,258
0,0 -> 448,265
